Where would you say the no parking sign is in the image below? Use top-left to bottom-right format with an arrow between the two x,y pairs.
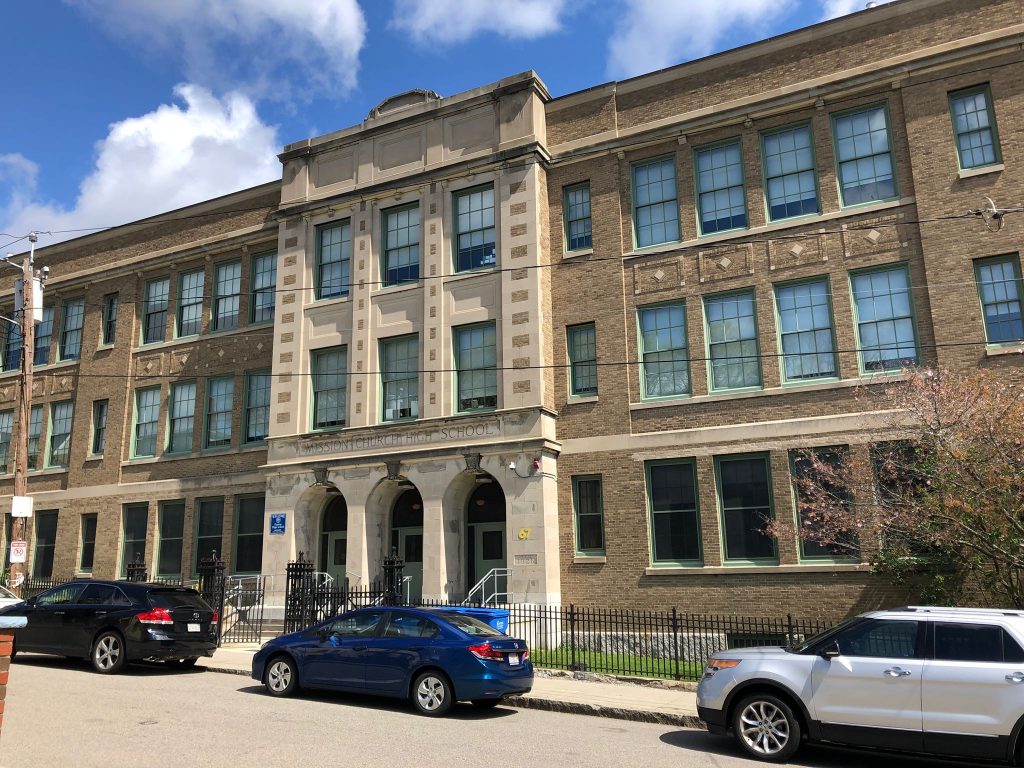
9,540 -> 27,564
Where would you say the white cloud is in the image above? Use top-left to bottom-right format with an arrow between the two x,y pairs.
1,85 -> 280,246
821,0 -> 895,20
67,0 -> 367,98
391,0 -> 571,45
607,0 -> 795,79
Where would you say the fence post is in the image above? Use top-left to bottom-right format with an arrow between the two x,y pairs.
568,604 -> 577,672
672,607 -> 681,681
381,547 -> 405,606
786,612 -> 794,647
284,553 -> 315,633
197,552 -> 226,646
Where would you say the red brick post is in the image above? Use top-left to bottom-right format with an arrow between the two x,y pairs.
0,618 -> 26,739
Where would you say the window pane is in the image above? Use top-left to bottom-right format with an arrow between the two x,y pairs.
121,504 -> 148,577
246,372 -> 271,442
91,400 -> 108,455
195,499 -> 224,570
381,337 -> 419,421
79,514 -> 97,573
950,88 -> 999,169
60,298 -> 84,360
763,125 -> 818,220
134,387 -> 160,457
976,256 -> 1023,343
205,377 -> 233,448
834,106 -> 896,206
648,462 -> 701,563
384,205 -> 420,286
852,266 -> 918,371
144,278 -> 169,344
27,405 -> 42,470
455,323 -> 497,411
705,292 -> 761,390
312,348 -> 347,429
102,293 -> 119,345
48,402 -> 73,468
213,261 -> 241,331
639,304 -> 690,397
568,323 -> 597,395
235,496 -> 265,574
696,142 -> 747,233
177,270 -> 204,337
775,281 -> 836,380
455,187 -> 496,272
34,307 -> 54,365
565,183 -> 592,251
718,456 -> 775,561
317,222 -> 351,299
0,410 -> 13,472
791,448 -> 857,559
250,252 -> 277,323
32,511 -> 58,579
836,619 -> 918,658
3,320 -> 22,371
158,501 -> 185,576
169,382 -> 196,452
633,158 -> 680,247
935,623 -> 1003,662
574,477 -> 604,554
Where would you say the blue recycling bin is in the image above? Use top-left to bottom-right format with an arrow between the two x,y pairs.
443,606 -> 510,635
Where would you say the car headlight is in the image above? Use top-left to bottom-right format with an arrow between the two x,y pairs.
702,659 -> 741,678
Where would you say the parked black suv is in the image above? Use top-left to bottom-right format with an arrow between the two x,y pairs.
0,580 -> 217,673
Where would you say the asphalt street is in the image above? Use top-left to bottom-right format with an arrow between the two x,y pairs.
0,657 -> 995,768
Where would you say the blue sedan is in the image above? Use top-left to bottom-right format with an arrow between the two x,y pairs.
251,606 -> 533,716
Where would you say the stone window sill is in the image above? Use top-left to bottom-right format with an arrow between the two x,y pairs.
645,563 -> 869,576
573,555 -> 607,564
958,163 -> 1003,180
630,374 -> 905,409
567,395 -> 599,405
985,344 -> 1023,357
562,247 -> 594,260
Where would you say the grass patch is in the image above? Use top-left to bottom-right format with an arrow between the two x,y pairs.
529,648 -> 705,681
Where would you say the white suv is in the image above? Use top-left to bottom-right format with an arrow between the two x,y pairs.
697,607 -> 1024,763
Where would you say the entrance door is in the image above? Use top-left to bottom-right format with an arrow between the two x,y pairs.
465,480 -> 507,600
325,532 -> 347,585
391,527 -> 423,603
472,523 -> 507,599
318,495 -> 348,586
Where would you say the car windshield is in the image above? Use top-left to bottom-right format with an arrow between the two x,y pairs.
788,616 -> 863,654
437,611 -> 504,637
0,585 -> 15,599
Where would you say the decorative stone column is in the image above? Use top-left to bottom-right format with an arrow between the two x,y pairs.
0,616 -> 27,739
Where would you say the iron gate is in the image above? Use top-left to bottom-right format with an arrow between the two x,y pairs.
221,576 -> 267,644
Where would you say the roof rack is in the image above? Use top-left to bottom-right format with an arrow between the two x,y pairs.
895,606 -> 1024,617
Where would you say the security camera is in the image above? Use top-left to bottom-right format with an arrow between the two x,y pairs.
508,460 -> 517,471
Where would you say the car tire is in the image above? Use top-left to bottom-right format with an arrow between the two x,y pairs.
411,671 -> 454,717
731,693 -> 802,762
91,631 -> 127,675
9,638 -> 15,661
264,655 -> 298,697
471,698 -> 502,710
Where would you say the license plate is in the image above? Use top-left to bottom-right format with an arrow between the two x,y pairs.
187,623 -> 201,633
508,653 -> 520,666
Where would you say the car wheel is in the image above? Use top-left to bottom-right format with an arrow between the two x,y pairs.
91,631 -> 126,675
264,656 -> 298,697
412,671 -> 454,717
471,698 -> 502,709
732,693 -> 802,762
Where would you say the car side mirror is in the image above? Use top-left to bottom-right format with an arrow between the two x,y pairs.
317,629 -> 329,643
820,641 -> 841,660
25,596 -> 36,607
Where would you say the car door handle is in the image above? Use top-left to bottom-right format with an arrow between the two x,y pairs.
883,667 -> 912,677
1005,672 -> 1024,683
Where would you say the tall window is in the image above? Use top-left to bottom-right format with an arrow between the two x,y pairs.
312,348 -> 347,429
234,496 -> 265,574
705,291 -> 761,390
638,304 -> 690,398
851,265 -> 918,372
316,221 -> 351,299
157,501 -> 185,577
34,306 -> 54,365
632,157 -> 679,248
2,321 -> 22,371
121,503 -> 148,577
79,514 -> 97,573
383,204 -> 420,286
696,141 -> 747,234
763,124 -> 818,220
573,476 -> 605,556
213,261 -> 241,331
91,400 -> 108,455
455,185 -> 496,272
0,410 -> 12,472
790,448 -> 856,560
455,323 -> 497,411
975,255 -> 1023,343
177,269 -> 204,337
381,336 -> 419,421
204,377 -> 234,449
47,401 -> 73,468
949,86 -> 1000,170
133,387 -> 160,458
564,183 -> 592,251
250,252 -> 277,324
245,371 -> 271,442
168,382 -> 197,453
647,460 -> 701,565
194,498 -> 224,573
27,405 -> 42,470
833,105 -> 896,206
567,323 -> 598,396
32,511 -> 58,579
59,298 -> 85,360
143,277 -> 170,344
102,293 -> 119,345
775,280 -> 837,381
717,455 -> 776,563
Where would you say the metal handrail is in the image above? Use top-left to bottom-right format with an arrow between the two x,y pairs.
464,568 -> 511,606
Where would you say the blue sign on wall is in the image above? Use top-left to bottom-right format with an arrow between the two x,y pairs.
269,513 -> 287,535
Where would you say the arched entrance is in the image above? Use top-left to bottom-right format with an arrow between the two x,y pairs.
391,488 -> 423,602
466,480 -> 506,595
319,494 -> 348,585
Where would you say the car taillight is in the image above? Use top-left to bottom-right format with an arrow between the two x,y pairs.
136,607 -> 174,625
522,646 -> 530,660
211,610 -> 219,625
467,642 -> 505,661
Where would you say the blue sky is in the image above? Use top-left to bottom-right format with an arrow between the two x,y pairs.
0,0 -> 887,249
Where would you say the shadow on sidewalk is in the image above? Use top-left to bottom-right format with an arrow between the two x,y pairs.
13,654 -> 205,677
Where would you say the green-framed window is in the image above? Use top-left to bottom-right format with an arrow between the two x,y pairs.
102,292 -> 118,345
33,510 -> 58,579
234,496 -> 265,574
311,347 -> 347,429
143,277 -> 169,344
774,279 -> 837,381
47,401 -> 73,468
638,304 -> 689,398
91,399 -> 108,455
213,260 -> 242,331
34,306 -> 54,365
245,371 -> 271,443
851,264 -> 918,372
632,157 -> 679,248
383,203 -> 420,286
975,255 -> 1023,343
762,124 -> 819,220
133,387 -> 160,458
79,514 -> 97,573
59,297 -> 84,360
716,454 -> 776,563
27,404 -> 42,470
194,498 -> 224,573
381,335 -> 419,421
647,460 -> 701,565
250,252 -> 277,324
204,377 -> 234,449
454,185 -> 496,272
455,322 -> 497,412
168,381 -> 197,453
564,183 -> 592,251
790,447 -> 858,561
316,220 -> 351,300
157,501 -> 185,578
567,322 -> 597,396
572,475 -> 605,556
2,320 -> 22,371
120,503 -> 148,577
705,290 -> 761,391
833,105 -> 896,206
949,86 -> 1000,170
0,410 -> 13,472
176,269 -> 204,337
696,141 -> 747,234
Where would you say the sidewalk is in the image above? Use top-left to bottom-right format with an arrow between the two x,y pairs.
198,645 -> 702,728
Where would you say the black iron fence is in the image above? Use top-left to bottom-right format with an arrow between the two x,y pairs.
20,577 -> 72,599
